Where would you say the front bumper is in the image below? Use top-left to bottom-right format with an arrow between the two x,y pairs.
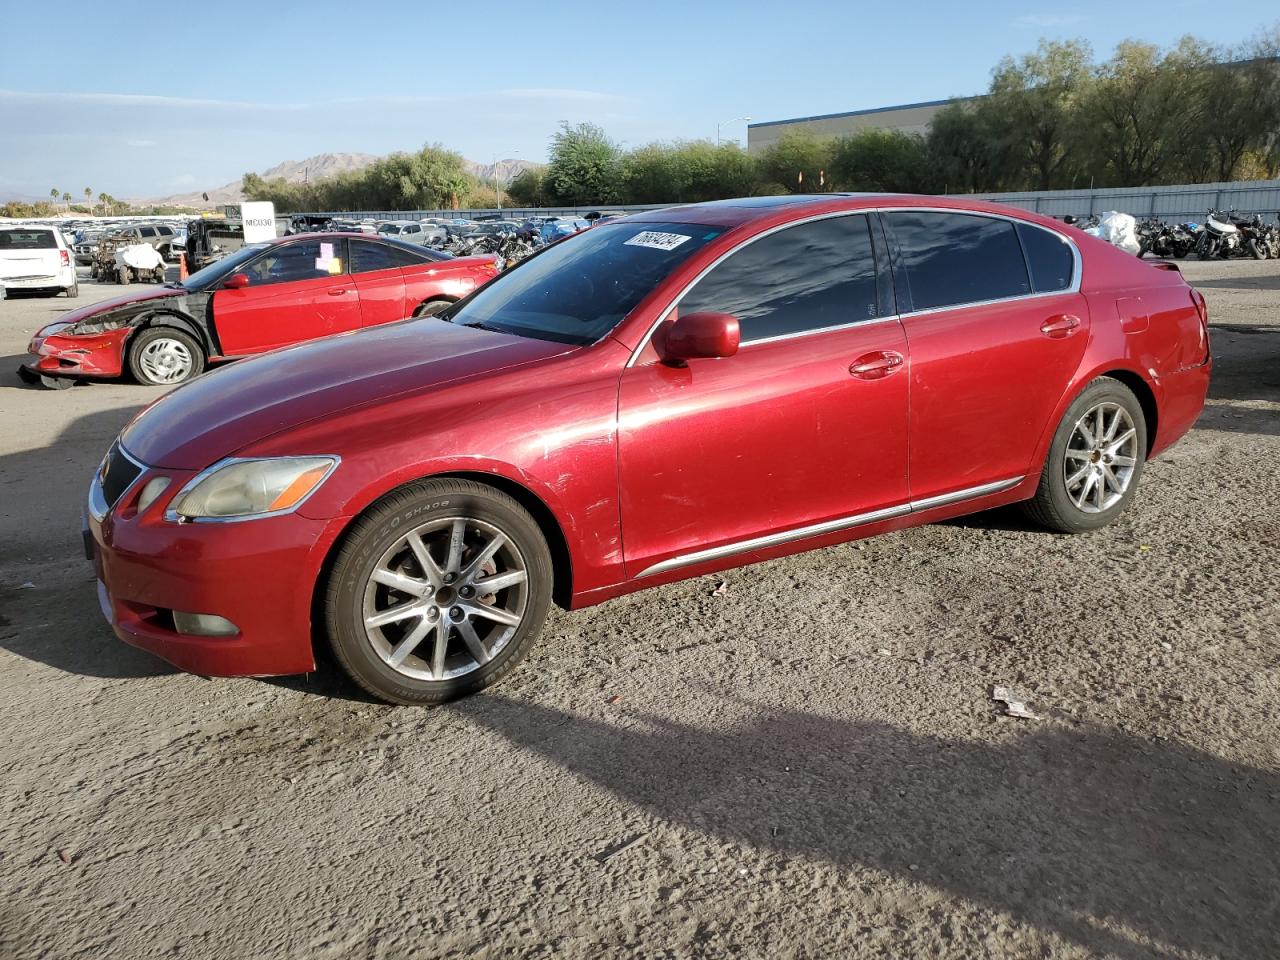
87,455 -> 349,677
23,327 -> 130,380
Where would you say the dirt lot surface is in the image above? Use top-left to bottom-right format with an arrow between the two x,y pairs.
0,259 -> 1277,960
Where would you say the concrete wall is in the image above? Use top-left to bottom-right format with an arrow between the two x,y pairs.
747,97 -> 976,152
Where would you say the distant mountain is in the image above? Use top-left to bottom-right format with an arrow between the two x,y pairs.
149,152 -> 539,208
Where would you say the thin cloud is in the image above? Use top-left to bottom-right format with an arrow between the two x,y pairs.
1014,13 -> 1089,28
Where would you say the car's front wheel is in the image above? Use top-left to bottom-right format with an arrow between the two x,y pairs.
1022,377 -> 1147,533
326,479 -> 553,705
127,328 -> 205,386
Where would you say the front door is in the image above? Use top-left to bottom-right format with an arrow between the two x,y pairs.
617,213 -> 910,579
212,237 -> 360,355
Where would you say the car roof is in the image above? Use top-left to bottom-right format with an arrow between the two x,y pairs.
625,193 -> 1068,231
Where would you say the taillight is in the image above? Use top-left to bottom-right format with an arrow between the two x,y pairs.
60,249 -> 71,267
1190,288 -> 1210,363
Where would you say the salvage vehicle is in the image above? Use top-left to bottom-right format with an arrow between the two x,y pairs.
377,220 -> 447,246
23,234 -> 499,387
82,194 -> 1211,704
0,227 -> 78,297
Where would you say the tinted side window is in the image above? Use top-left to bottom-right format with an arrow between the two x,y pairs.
1016,223 -> 1074,293
887,212 -> 1031,311
243,239 -> 343,286
679,215 -> 880,343
140,227 -> 157,238
351,240 -> 403,273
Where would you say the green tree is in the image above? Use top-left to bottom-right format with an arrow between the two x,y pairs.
506,168 -> 548,207
1082,39 -> 1206,186
759,131 -> 833,192
544,122 -> 621,205
984,39 -> 1094,189
830,129 -> 928,191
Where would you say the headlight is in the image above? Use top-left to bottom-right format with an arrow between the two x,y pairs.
166,457 -> 337,521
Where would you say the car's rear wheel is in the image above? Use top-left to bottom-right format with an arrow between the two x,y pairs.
412,298 -> 453,318
128,328 -> 205,385
1022,377 -> 1147,533
118,266 -> 132,284
326,479 -> 553,705
64,282 -> 79,298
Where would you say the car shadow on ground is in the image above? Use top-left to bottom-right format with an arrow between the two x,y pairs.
461,695 -> 1280,959
1191,273 -> 1280,292
0,404 -> 176,679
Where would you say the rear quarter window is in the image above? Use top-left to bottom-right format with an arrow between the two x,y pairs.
887,211 -> 1031,311
1016,223 -> 1075,293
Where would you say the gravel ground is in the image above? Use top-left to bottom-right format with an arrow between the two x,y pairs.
0,259 -> 1277,960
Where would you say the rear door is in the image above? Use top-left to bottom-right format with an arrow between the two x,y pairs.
350,239 -> 410,327
884,210 -> 1089,500
0,229 -> 61,281
211,238 -> 360,355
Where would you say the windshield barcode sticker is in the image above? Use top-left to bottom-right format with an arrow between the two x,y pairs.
624,231 -> 692,251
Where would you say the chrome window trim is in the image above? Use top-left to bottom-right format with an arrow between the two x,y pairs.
87,442 -> 148,522
634,476 -> 1023,579
163,455 -> 341,524
625,206 -> 1081,367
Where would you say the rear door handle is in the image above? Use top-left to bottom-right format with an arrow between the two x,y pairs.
1040,314 -> 1080,338
849,350 -> 905,380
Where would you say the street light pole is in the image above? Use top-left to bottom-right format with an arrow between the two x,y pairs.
715,116 -> 752,146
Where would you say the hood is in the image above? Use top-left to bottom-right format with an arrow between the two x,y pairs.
122,318 -> 573,470
37,288 -> 182,336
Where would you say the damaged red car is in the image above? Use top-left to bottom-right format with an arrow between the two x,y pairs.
22,234 -> 499,388
86,195 -> 1211,705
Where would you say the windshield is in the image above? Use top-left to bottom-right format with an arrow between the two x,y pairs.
444,221 -> 724,346
180,243 -> 270,290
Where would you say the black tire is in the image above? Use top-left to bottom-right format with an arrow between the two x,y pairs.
413,298 -> 453,318
89,263 -> 99,279
1021,377 -> 1147,534
118,266 -> 132,284
325,479 -> 553,705
126,327 -> 205,385
1248,239 -> 1266,260
64,282 -> 79,298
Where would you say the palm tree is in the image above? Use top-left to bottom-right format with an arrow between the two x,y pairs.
97,192 -> 107,216
84,187 -> 92,209
50,187 -> 59,210
61,192 -> 72,211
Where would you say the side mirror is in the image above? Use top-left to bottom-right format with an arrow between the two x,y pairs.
659,311 -> 740,364
223,272 -> 250,290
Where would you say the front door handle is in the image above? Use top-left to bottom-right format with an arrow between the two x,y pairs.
1040,314 -> 1081,338
849,350 -> 905,380
327,288 -> 349,296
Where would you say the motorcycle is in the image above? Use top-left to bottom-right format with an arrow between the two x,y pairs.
1196,210 -> 1242,260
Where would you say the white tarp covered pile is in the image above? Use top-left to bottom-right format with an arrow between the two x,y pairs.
1082,211 -> 1140,257
114,243 -> 164,272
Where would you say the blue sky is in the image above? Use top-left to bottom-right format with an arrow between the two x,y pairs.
1,0 -> 1275,200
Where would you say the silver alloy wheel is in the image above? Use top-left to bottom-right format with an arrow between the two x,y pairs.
137,337 -> 194,384
1063,401 -> 1139,513
362,516 -> 529,681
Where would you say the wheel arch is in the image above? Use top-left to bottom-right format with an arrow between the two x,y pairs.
1098,368 -> 1158,456
412,294 -> 458,317
132,310 -> 212,357
310,469 -> 575,650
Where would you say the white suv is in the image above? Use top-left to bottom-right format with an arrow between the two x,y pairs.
0,227 -> 79,298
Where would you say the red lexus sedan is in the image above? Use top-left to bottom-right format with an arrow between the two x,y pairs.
85,195 -> 1210,704
22,233 -> 498,388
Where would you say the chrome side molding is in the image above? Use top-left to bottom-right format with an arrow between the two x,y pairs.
634,475 -> 1023,579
